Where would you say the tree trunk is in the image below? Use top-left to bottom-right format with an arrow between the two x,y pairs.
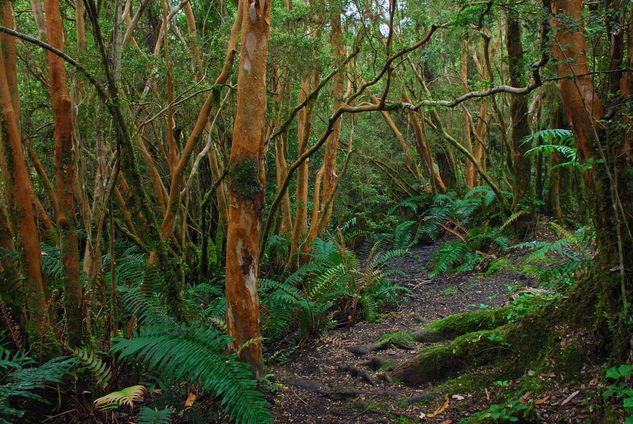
44,0 -> 83,348
288,71 -> 317,265
0,0 -> 58,358
460,38 -> 476,188
551,0 -> 633,341
225,0 -> 271,378
506,10 -> 534,236
402,92 -> 446,193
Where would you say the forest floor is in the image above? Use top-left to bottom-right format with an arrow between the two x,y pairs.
266,241 -> 603,423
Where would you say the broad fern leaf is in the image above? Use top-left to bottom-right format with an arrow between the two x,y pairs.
94,385 -> 147,410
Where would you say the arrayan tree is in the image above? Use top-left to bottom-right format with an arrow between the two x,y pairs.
0,0 -> 631,418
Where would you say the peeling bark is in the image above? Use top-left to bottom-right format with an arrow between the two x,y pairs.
0,0 -> 57,358
225,0 -> 272,378
45,0 -> 83,347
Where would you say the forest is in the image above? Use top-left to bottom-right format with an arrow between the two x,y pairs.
0,0 -> 631,422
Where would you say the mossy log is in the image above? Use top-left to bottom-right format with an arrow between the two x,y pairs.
411,307 -> 511,343
393,312 -> 556,386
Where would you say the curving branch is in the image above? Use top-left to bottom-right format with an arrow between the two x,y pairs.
0,24 -> 108,104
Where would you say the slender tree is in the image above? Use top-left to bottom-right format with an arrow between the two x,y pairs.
506,8 -> 534,235
44,0 -> 83,347
225,0 -> 272,377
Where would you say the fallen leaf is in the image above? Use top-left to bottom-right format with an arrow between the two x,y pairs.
536,395 -> 550,404
561,389 -> 580,406
184,392 -> 196,407
427,394 -> 450,418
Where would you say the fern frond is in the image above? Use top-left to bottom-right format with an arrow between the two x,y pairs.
307,263 -> 346,299
72,348 -> 112,389
429,240 -> 471,277
137,407 -> 173,424
120,287 -> 175,327
499,210 -> 527,232
94,385 -> 147,410
393,221 -> 416,249
550,222 -> 589,258
521,129 -> 574,146
0,350 -> 75,422
374,248 -> 408,267
111,321 -> 272,423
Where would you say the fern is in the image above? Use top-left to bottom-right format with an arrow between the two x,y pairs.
522,129 -> 579,172
513,225 -> 594,286
72,348 -> 112,389
119,286 -> 176,327
40,243 -> 64,281
393,220 -> 416,249
521,128 -> 574,146
307,263 -> 347,298
0,348 -> 75,423
111,320 -> 271,424
429,240 -> 471,277
94,385 -> 147,410
137,407 -> 174,424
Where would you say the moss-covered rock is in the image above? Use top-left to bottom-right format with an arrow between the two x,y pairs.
411,307 -> 512,343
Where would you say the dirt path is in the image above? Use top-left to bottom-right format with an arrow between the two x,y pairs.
268,245 -> 538,423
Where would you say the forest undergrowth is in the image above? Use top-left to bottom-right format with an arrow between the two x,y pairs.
266,219 -> 623,424
3,206 -> 629,424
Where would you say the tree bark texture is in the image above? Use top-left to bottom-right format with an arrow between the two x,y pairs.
552,0 -> 633,330
45,0 -> 83,347
506,9 -> 534,235
225,0 -> 271,378
0,0 -> 57,358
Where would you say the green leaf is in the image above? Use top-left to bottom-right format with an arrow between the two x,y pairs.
618,365 -> 633,376
606,366 -> 621,379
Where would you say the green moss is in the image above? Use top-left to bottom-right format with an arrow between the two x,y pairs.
393,309 -> 561,386
485,257 -> 512,277
552,337 -> 587,382
412,307 -> 511,343
378,331 -> 414,346
393,327 -> 510,384
229,158 -> 263,199
519,264 -> 543,279
440,287 -> 457,296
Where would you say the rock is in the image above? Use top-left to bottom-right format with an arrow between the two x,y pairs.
329,387 -> 364,400
286,379 -> 328,395
346,343 -> 381,355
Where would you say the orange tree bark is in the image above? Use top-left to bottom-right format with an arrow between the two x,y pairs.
305,0 -> 345,254
288,71 -> 318,266
551,0 -> 633,342
142,1 -> 244,316
402,92 -> 446,193
315,0 -> 345,236
0,0 -> 58,358
460,38 -> 476,188
506,9 -> 535,236
45,0 -> 83,347
225,0 -> 271,378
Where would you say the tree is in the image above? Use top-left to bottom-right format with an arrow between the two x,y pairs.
225,0 -> 272,378
551,0 -> 632,340
44,0 -> 83,348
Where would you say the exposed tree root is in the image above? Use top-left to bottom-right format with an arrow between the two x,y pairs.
392,297 -> 597,386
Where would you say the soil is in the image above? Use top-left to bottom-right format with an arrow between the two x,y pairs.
266,243 -> 604,423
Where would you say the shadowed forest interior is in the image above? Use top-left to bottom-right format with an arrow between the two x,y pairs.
0,0 -> 632,422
